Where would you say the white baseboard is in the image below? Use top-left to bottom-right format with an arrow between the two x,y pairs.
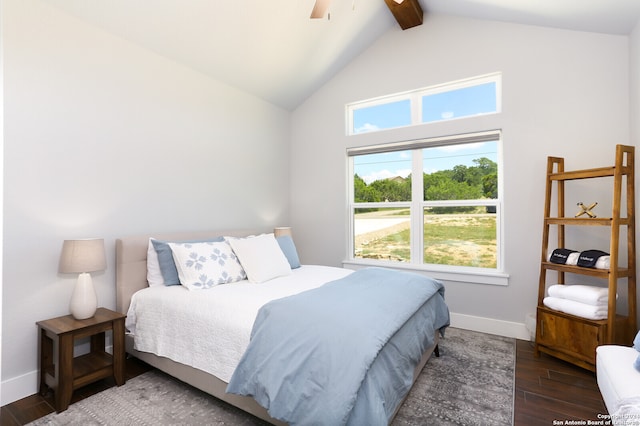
449,312 -> 531,341
1,315 -> 529,406
1,370 -> 38,407
2,341 -> 109,406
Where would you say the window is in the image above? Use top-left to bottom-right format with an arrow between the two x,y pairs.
422,82 -> 497,124
348,74 -> 500,135
348,131 -> 501,272
353,99 -> 412,134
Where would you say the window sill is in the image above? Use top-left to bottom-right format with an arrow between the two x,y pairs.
342,259 -> 510,286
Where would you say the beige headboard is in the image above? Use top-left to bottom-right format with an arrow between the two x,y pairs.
115,229 -> 265,315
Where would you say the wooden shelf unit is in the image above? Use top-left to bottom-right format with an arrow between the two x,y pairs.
534,144 -> 637,371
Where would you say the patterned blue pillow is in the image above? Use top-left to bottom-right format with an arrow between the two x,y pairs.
151,237 -> 224,285
276,235 -> 301,269
168,241 -> 246,290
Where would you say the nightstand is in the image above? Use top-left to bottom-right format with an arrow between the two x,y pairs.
37,307 -> 126,412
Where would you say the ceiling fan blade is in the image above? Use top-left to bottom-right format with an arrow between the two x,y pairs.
310,0 -> 332,19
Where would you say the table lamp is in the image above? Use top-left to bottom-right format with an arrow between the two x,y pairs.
59,238 -> 106,320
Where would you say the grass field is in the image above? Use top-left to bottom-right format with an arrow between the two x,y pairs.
355,211 -> 497,268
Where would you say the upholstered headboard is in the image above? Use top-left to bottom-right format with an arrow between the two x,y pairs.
115,229 -> 265,315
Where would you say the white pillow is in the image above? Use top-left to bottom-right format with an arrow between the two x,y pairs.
226,233 -> 292,283
147,238 -> 165,287
168,241 -> 246,290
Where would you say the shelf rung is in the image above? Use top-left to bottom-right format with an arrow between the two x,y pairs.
544,217 -> 631,226
549,166 -> 616,180
541,261 -> 630,277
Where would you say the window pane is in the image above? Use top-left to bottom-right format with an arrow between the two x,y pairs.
352,99 -> 411,134
354,151 -> 412,202
423,208 -> 497,268
423,142 -> 498,201
422,82 -> 497,123
354,207 -> 410,261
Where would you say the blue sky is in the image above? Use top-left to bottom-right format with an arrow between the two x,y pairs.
422,82 -> 496,123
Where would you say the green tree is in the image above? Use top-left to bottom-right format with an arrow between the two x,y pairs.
482,172 -> 498,199
354,174 -> 380,203
355,157 -> 497,211
424,171 -> 483,201
422,157 -> 497,213
370,177 -> 410,201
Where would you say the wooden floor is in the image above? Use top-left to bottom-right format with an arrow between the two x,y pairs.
0,357 -> 153,426
514,339 -> 607,425
0,339 -> 607,426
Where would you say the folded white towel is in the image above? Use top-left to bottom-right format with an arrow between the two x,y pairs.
566,252 -> 580,265
543,296 -> 608,320
595,256 -> 610,269
547,251 -> 609,269
547,284 -> 613,306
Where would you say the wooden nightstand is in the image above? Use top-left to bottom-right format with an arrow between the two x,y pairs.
37,307 -> 126,412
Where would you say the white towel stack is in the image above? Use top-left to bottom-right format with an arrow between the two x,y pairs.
543,284 -> 614,320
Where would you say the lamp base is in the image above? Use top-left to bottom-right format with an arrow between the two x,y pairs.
70,272 -> 98,320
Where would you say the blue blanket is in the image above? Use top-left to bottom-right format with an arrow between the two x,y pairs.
226,267 -> 448,425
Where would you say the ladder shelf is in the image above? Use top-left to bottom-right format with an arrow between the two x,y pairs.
534,144 -> 637,371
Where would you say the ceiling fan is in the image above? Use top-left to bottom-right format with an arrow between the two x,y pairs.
310,0 -> 422,30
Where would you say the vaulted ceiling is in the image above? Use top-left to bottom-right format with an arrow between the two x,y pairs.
42,0 -> 640,110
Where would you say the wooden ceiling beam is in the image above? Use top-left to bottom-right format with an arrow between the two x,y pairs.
384,0 -> 424,30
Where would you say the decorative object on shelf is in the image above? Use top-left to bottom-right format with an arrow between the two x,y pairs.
575,201 -> 598,218
59,238 -> 106,320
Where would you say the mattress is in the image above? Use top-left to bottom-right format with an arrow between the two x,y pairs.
125,264 -> 352,382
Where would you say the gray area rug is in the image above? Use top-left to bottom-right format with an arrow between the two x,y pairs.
29,328 -> 514,426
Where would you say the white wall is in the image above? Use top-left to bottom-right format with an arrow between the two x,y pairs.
291,14 -> 630,336
2,0 -> 290,404
632,20 -> 640,146
631,18 -> 640,328
0,0 -> 4,407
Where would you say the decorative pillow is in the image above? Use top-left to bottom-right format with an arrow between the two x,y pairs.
227,233 -> 292,283
151,237 -> 224,285
276,235 -> 301,269
147,239 -> 165,287
168,241 -> 246,290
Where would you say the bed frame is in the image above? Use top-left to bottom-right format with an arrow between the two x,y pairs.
115,229 -> 439,425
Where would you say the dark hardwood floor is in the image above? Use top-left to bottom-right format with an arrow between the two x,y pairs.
0,339 -> 607,426
0,357 -> 152,426
514,339 -> 607,425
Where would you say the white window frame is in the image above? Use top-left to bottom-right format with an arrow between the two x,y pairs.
345,130 -> 508,286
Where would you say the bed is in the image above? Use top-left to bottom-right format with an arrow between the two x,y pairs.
116,229 -> 450,425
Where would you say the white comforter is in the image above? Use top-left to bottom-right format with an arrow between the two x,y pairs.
125,265 -> 352,382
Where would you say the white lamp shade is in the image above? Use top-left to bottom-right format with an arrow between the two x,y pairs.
59,238 -> 105,320
59,239 -> 106,273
